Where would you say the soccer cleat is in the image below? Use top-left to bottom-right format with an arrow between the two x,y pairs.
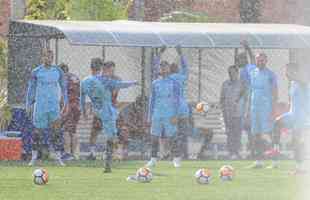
230,154 -> 239,160
61,153 -> 75,161
173,157 -> 181,168
246,161 -> 264,169
146,157 -> 157,168
104,167 -> 112,173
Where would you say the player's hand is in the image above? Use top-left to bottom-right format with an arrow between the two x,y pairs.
170,116 -> 179,125
240,40 -> 249,48
176,45 -> 182,56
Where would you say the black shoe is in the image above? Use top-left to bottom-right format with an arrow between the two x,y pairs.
86,154 -> 96,160
104,167 -> 112,173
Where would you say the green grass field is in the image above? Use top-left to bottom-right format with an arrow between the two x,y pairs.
0,160 -> 302,200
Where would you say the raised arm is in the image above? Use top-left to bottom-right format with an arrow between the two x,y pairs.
176,46 -> 188,79
26,70 -> 37,112
152,46 -> 167,79
241,40 -> 255,65
100,77 -> 138,90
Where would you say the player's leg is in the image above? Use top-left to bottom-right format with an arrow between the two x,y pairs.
164,117 -> 180,167
267,114 -> 292,168
117,122 -> 129,160
29,128 -> 44,166
29,110 -> 48,166
49,112 -> 65,166
70,109 -> 81,159
87,115 -> 101,160
247,110 -> 264,168
102,118 -> 118,173
292,130 -> 307,174
231,117 -> 242,159
224,115 -> 234,159
146,118 -> 161,167
177,117 -> 190,159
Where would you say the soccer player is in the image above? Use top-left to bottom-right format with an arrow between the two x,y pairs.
168,46 -> 190,161
269,63 -> 310,171
146,48 -> 182,168
59,63 -> 81,160
80,58 -> 138,173
26,49 -> 68,166
220,65 -> 247,160
86,61 -> 121,160
247,53 -> 278,168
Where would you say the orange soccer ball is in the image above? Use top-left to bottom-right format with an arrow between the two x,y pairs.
196,102 -> 209,113
219,165 -> 234,181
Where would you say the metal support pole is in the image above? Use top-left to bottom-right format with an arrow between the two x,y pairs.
198,48 -> 202,102
102,46 -> 106,61
55,38 -> 59,65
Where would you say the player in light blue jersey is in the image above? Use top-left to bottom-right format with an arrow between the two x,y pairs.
247,53 -> 278,169
146,49 -> 182,168
26,49 -> 68,166
270,64 -> 310,172
80,58 -> 138,173
151,46 -> 190,162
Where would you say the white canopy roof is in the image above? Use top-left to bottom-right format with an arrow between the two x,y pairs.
11,20 -> 310,48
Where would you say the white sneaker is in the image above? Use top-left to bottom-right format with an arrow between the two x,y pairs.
173,157 -> 181,168
146,157 -> 157,167
28,159 -> 37,166
56,158 -> 66,166
266,161 -> 279,169
28,151 -> 38,166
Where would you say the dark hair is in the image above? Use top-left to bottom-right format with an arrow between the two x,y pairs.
90,58 -> 103,70
59,63 -> 69,73
228,65 -> 239,73
103,61 -> 115,69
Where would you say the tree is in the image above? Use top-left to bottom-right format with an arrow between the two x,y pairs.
0,39 -> 11,131
160,11 -> 208,23
25,0 -> 70,20
239,0 -> 263,23
69,0 -> 128,21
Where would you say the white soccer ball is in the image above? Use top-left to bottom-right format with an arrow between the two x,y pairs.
219,165 -> 234,181
33,168 -> 49,185
195,168 -> 211,184
136,167 -> 153,183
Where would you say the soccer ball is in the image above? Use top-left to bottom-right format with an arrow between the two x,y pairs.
196,102 -> 210,113
195,168 -> 211,184
219,165 -> 234,181
33,168 -> 49,185
136,167 -> 152,183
